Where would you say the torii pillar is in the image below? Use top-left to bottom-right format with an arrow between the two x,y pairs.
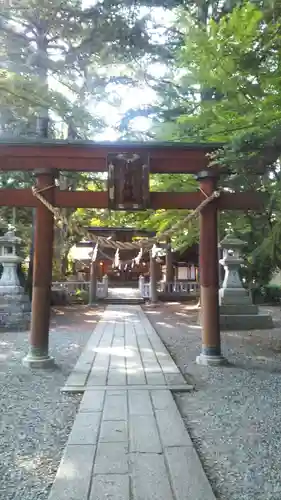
23,169 -> 55,368
196,171 -> 226,366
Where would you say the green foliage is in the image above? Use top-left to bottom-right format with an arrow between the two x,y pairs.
252,284 -> 281,304
149,1 -> 281,284
73,289 -> 89,304
179,2 -> 281,150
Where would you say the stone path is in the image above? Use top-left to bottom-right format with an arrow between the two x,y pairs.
48,306 -> 216,500
62,305 -> 190,392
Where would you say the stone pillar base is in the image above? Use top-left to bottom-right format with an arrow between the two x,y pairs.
196,353 -> 228,366
0,293 -> 31,331
149,298 -> 158,304
88,299 -> 98,306
220,312 -> 273,331
22,351 -> 54,369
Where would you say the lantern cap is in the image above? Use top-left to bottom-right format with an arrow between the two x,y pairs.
220,232 -> 246,249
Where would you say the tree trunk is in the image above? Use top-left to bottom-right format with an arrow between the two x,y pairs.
61,249 -> 69,277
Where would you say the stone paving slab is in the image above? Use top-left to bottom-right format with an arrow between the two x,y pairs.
129,414 -> 162,453
94,442 -> 129,474
79,390 -> 105,412
49,306 -> 215,500
62,305 -> 187,392
165,446 -> 216,500
90,474 -> 130,500
103,391 -> 127,420
130,452 -> 175,500
67,411 -> 101,446
48,444 -> 96,500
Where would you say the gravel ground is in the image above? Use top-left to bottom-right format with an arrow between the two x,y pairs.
0,306 -> 103,500
144,303 -> 281,500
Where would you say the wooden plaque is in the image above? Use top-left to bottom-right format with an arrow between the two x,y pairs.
107,152 -> 149,210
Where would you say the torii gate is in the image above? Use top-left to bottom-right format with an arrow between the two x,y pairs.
0,139 -> 264,368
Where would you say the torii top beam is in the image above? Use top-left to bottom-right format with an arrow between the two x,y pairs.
0,139 -> 222,173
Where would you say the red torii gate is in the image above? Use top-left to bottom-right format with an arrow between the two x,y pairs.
0,139 -> 264,367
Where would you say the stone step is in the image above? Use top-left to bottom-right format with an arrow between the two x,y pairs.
220,304 -> 259,315
220,313 -> 274,330
101,297 -> 144,304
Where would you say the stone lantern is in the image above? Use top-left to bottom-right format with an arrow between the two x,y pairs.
219,233 -> 273,330
0,230 -> 30,331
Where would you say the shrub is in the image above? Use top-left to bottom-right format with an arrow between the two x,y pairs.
252,284 -> 281,304
74,289 -> 89,304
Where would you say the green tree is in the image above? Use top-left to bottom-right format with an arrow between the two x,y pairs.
173,1 -> 281,285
